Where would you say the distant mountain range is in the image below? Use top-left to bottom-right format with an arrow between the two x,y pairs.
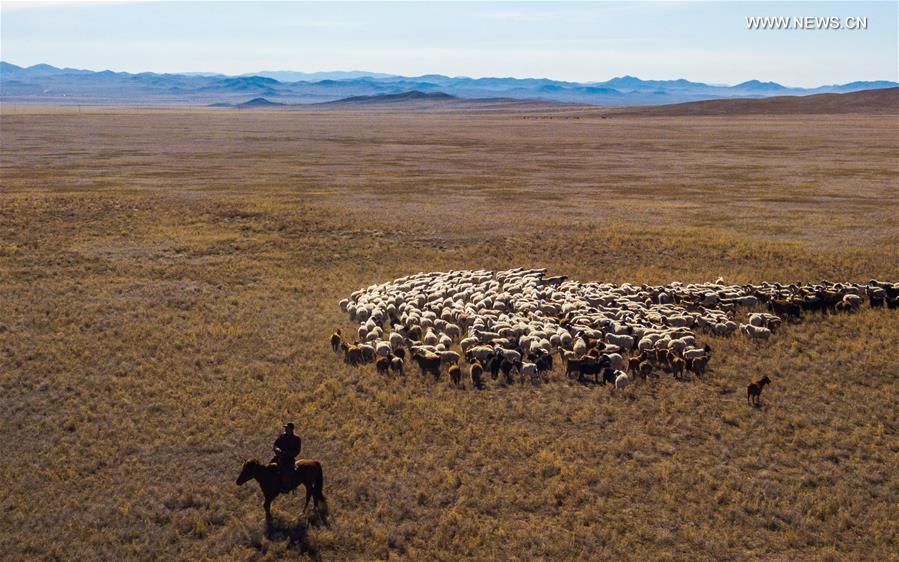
1,61 -> 896,106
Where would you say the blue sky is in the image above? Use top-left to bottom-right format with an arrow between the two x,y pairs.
1,1 -> 896,86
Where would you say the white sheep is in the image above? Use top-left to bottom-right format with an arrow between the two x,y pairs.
389,332 -> 405,351
605,333 -> 634,350
357,343 -> 375,362
748,313 -> 767,327
739,324 -> 771,340
467,345 -> 494,362
444,323 -> 462,340
439,350 -> 461,365
518,362 -> 538,377
606,353 -> 626,371
375,341 -> 392,357
573,337 -> 587,356
423,330 -> 439,346
683,347 -> 707,360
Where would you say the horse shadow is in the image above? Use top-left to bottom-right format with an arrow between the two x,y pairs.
264,508 -> 329,560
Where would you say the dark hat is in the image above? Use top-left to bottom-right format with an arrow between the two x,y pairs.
285,422 -> 295,429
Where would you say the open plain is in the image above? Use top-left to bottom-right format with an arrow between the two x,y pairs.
1,106 -> 897,560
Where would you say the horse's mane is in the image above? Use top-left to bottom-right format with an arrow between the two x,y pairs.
247,458 -> 278,469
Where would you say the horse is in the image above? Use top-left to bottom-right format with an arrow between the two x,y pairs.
236,458 -> 325,522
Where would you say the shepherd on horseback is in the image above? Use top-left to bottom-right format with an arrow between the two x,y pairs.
236,457 -> 326,523
272,422 -> 302,492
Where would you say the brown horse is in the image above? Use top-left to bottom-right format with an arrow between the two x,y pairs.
236,458 -> 325,522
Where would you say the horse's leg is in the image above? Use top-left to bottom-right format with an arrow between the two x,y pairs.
302,484 -> 311,513
264,497 -> 273,523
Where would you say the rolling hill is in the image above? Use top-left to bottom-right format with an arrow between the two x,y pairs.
616,87 -> 899,116
311,91 -> 577,110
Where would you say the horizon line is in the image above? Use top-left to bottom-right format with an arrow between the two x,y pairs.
3,60 -> 896,90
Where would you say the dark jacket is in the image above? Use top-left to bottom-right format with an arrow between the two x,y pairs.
273,433 -> 301,462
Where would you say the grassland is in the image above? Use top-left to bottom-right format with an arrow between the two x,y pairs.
1,107 -> 897,560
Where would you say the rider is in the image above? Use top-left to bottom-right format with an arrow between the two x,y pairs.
272,422 -> 302,491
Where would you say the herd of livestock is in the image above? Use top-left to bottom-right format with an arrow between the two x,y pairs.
331,269 -> 899,390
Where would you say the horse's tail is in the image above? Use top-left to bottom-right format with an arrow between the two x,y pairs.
314,462 -> 325,500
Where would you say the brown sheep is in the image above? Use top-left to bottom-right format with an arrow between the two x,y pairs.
687,355 -> 709,376
357,342 -> 375,363
390,356 -> 405,376
469,361 -> 484,389
341,341 -> 363,366
638,360 -> 654,381
413,351 -> 441,380
448,364 -> 462,387
627,352 -> 645,375
747,375 -> 771,406
375,355 -> 391,375
653,346 -> 669,368
566,356 -> 606,383
329,329 -> 342,352
819,291 -> 843,312
405,326 -> 422,342
668,352 -> 685,379
500,358 -> 517,385
768,299 -> 802,320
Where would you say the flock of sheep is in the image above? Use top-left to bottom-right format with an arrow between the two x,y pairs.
332,268 -> 899,390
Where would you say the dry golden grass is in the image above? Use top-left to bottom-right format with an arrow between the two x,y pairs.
0,108 -> 897,560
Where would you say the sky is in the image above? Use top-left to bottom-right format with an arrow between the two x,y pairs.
1,1 -> 896,87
